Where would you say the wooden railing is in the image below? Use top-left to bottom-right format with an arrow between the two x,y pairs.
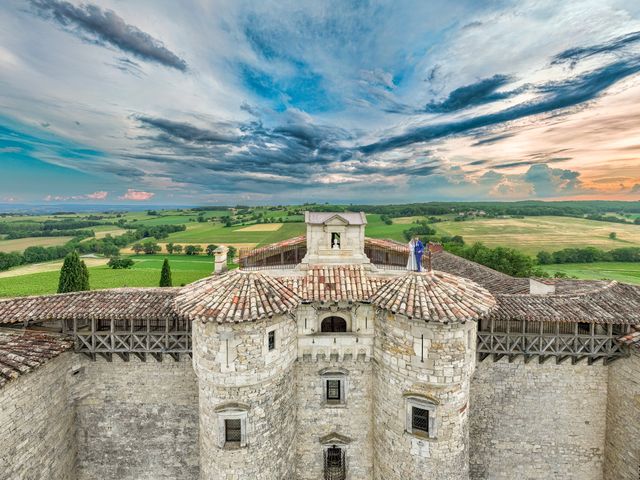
477,319 -> 629,364
67,317 -> 191,361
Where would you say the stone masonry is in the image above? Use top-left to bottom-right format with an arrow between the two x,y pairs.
469,358 -> 609,480
72,356 -> 200,480
0,352 -> 76,480
604,349 -> 640,480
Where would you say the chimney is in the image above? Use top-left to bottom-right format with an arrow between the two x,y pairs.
213,246 -> 229,274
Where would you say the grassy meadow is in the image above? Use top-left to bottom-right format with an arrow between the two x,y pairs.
0,255 -> 216,297
163,221 -> 306,247
541,262 -> 640,284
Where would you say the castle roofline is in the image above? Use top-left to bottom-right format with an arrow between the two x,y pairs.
0,287 -> 178,325
0,329 -> 73,390
175,269 -> 300,323
370,270 -> 496,323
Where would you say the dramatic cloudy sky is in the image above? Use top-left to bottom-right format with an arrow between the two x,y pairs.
1,0 -> 640,204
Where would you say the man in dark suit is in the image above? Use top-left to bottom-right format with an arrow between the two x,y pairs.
414,237 -> 424,272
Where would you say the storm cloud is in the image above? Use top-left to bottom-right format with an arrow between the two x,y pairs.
29,0 -> 187,71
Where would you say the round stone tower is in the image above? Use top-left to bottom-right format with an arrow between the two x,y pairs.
176,270 -> 301,480
370,270 -> 495,480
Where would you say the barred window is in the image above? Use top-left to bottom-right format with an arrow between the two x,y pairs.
326,379 -> 341,402
225,419 -> 242,443
268,330 -> 276,351
324,446 -> 345,480
215,403 -> 248,448
405,395 -> 437,439
411,407 -> 429,435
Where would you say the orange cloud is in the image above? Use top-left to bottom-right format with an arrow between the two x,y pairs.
119,189 -> 155,201
86,191 -> 108,200
44,191 -> 109,201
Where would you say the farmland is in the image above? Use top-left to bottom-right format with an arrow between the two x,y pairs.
0,255 -> 215,297
434,216 -> 640,256
163,222 -> 305,246
0,236 -> 73,252
2,201 -> 640,296
541,262 -> 640,285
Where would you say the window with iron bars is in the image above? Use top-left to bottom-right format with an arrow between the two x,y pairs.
225,419 -> 242,444
326,379 -> 341,402
405,396 -> 437,439
324,446 -> 345,480
411,407 -> 429,435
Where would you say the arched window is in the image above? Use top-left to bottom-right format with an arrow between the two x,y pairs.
321,316 -> 347,333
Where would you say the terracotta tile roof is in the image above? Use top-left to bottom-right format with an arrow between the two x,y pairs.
0,288 -> 179,325
431,250 -> 529,294
278,265 -> 389,303
0,330 -> 73,389
175,270 -> 301,323
490,282 -> 640,324
617,326 -> 640,350
370,271 -> 496,323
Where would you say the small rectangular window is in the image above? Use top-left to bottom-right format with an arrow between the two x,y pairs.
412,407 -> 429,435
326,379 -> 341,402
225,419 -> 242,443
268,331 -> 275,351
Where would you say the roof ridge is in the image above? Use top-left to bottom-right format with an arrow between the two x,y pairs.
497,280 -> 619,299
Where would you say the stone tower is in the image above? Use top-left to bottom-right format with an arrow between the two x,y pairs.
370,271 -> 495,480
301,211 -> 371,266
176,271 -> 301,480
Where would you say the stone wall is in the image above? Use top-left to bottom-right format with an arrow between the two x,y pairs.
604,349 -> 640,480
0,352 -> 76,480
73,355 -> 199,480
295,358 -> 373,480
470,358 -> 608,480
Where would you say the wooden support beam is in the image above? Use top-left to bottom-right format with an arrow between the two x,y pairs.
133,352 -> 146,362
97,352 -> 112,362
116,352 -> 130,362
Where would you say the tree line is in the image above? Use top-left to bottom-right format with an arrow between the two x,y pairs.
537,246 -> 640,264
0,224 -> 186,271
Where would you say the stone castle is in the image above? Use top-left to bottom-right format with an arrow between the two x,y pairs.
0,212 -> 638,480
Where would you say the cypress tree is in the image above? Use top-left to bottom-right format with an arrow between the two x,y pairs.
57,251 -> 85,293
80,260 -> 90,291
159,258 -> 172,287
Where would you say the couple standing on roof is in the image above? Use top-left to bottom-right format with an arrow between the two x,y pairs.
407,236 -> 425,272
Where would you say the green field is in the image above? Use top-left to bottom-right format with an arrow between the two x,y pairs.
0,255 -> 216,297
541,262 -> 640,285
434,216 -> 640,256
0,236 -> 73,253
362,214 -> 412,242
164,222 -> 306,246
